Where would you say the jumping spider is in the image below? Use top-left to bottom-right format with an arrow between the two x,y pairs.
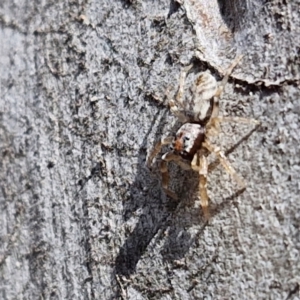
147,56 -> 259,219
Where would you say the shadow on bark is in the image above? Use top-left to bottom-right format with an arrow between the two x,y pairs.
217,0 -> 249,31
114,95 -> 260,276
114,103 -> 204,276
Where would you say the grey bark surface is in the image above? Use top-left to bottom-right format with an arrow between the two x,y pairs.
1,0 -> 299,299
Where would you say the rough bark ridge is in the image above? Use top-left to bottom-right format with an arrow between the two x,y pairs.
1,0 -> 299,299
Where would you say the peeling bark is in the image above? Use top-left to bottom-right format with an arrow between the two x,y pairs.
1,0 -> 299,299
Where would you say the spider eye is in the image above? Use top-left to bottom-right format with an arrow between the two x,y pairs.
183,136 -> 190,141
181,150 -> 188,156
169,145 -> 174,151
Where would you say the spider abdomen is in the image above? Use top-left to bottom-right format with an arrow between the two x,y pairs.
192,72 -> 218,122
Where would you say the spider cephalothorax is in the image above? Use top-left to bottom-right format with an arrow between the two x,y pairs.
147,56 -> 259,219
171,123 -> 205,161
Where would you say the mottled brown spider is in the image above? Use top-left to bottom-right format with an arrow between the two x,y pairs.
147,56 -> 259,219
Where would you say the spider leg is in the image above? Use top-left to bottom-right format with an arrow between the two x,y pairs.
203,140 -> 246,189
212,116 -> 260,126
208,124 -> 260,173
176,64 -> 193,105
169,64 -> 193,122
209,55 -> 243,122
147,136 -> 173,168
214,55 -> 243,99
160,152 -> 180,200
191,152 -> 210,219
207,116 -> 260,136
169,100 -> 188,122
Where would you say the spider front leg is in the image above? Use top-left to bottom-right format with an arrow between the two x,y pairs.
160,152 -> 179,200
203,140 -> 246,190
191,152 -> 210,220
147,136 -> 173,168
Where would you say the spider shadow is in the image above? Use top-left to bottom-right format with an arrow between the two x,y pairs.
114,96 -> 260,276
157,123 -> 261,263
161,186 -> 247,262
160,121 -> 260,261
157,124 -> 261,262
114,102 -> 208,277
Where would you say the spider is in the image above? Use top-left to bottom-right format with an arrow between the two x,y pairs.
147,56 -> 260,219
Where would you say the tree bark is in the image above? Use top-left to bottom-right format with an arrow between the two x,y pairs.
1,0 -> 299,299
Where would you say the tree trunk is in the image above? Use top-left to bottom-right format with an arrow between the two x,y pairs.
1,0 -> 299,299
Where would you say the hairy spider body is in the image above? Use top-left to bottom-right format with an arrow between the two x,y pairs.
172,123 -> 205,161
147,56 -> 259,219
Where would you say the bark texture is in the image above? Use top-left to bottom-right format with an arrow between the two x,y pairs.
1,0 -> 299,299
